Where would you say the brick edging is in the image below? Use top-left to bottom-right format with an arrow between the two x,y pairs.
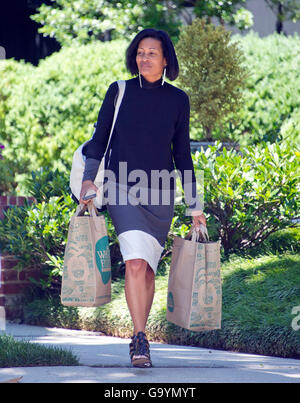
0,254 -> 42,320
0,195 -> 36,220
0,195 -> 36,206
0,196 -> 38,319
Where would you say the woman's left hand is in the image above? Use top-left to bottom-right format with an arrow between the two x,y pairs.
192,213 -> 206,230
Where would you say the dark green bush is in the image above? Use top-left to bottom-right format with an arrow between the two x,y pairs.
0,33 -> 300,195
0,40 -> 129,194
24,167 -> 70,202
0,168 -> 74,293
176,18 -> 249,141
224,31 -> 300,147
0,168 -> 124,293
1,33 -> 300,193
0,60 -> 34,194
1,139 -> 299,295
0,194 -> 75,294
192,141 -> 300,255
263,226 -> 300,254
24,296 -> 81,329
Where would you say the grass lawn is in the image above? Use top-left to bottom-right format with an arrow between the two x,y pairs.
24,251 -> 300,359
0,334 -> 79,367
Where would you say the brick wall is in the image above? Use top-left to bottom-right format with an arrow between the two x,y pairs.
0,195 -> 38,320
0,195 -> 36,219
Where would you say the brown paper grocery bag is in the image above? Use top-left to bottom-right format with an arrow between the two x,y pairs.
166,225 -> 221,331
61,202 -> 111,307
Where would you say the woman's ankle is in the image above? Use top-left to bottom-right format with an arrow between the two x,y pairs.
134,329 -> 146,336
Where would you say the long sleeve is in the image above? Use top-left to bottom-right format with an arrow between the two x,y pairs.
83,81 -> 118,161
82,157 -> 101,182
82,81 -> 118,183
172,93 -> 203,214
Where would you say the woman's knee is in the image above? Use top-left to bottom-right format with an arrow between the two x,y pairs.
126,258 -> 147,277
145,263 -> 155,281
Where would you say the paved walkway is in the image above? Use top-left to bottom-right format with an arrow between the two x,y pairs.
0,323 -> 300,383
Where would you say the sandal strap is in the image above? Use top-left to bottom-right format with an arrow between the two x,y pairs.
130,332 -> 152,367
135,332 -> 151,358
129,335 -> 137,359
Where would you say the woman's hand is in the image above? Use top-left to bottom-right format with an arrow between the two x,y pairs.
79,180 -> 99,205
192,212 -> 206,230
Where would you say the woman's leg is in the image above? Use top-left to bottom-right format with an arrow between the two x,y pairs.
125,258 -> 155,335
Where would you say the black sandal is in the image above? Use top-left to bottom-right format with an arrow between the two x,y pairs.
131,332 -> 152,368
129,334 -> 137,362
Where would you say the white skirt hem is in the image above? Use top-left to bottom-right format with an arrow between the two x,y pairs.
117,230 -> 164,274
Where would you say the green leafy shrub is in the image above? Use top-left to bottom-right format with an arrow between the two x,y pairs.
2,33 -> 299,193
226,31 -> 300,147
24,297 -> 81,329
159,204 -> 193,265
151,140 -> 300,261
234,225 -> 300,258
0,168 -> 74,293
0,195 -> 123,293
176,18 -> 249,141
1,140 -> 298,295
0,194 -> 75,294
24,167 -> 70,202
193,141 -> 300,255
263,226 -> 300,254
0,168 -> 123,293
0,144 -> 16,195
280,107 -> 300,152
0,59 -> 34,194
0,40 -> 129,193
0,59 -> 34,135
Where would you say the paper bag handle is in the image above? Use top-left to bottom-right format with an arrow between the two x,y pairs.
75,201 -> 99,217
186,224 -> 209,242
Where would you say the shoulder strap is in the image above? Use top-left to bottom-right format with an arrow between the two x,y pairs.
104,80 -> 126,157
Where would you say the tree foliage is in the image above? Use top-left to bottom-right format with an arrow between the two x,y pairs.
30,0 -> 181,46
265,0 -> 300,33
176,18 -> 249,140
30,0 -> 255,47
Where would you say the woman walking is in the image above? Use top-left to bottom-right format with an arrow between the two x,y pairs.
79,28 -> 206,368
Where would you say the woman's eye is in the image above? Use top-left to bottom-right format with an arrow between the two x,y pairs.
136,51 -> 157,58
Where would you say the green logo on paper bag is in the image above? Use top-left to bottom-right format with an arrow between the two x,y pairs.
95,236 -> 111,284
167,292 -> 174,312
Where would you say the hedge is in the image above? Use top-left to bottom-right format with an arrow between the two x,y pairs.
1,32 -> 300,193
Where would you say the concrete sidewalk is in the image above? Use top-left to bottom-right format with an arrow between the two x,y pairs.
0,323 -> 300,383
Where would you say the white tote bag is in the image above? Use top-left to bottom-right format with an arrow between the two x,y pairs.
70,80 -> 126,209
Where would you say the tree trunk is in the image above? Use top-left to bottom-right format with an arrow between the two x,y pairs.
276,2 -> 284,34
204,126 -> 212,141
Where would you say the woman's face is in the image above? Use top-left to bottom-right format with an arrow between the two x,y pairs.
136,37 -> 167,83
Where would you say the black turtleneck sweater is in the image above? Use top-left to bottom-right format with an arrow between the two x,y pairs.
82,75 -> 201,211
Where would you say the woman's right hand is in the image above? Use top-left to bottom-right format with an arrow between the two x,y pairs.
79,180 -> 99,205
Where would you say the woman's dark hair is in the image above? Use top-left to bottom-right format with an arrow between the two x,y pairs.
126,28 -> 179,81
